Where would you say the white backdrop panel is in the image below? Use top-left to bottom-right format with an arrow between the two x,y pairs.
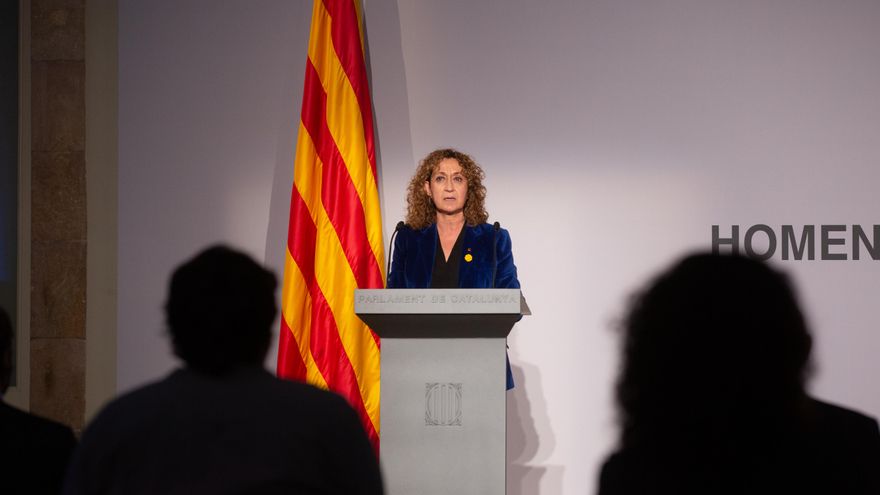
119,1 -> 880,494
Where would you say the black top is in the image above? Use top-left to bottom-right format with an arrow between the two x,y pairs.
0,400 -> 77,495
430,227 -> 465,288
63,368 -> 383,495
597,399 -> 880,495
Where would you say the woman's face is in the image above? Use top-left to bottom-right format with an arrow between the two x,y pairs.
424,158 -> 468,217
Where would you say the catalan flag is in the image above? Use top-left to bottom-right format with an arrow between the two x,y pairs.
277,0 -> 384,453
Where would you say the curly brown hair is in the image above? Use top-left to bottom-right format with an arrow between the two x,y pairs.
405,149 -> 489,229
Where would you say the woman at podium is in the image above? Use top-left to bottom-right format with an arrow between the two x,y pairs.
387,148 -> 520,388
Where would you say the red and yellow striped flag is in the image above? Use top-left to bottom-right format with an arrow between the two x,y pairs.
277,0 -> 384,452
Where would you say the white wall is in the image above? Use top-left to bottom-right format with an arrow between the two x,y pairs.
118,0 -> 310,385
119,1 -> 880,493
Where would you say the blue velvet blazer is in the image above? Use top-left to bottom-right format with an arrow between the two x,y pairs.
386,222 -> 520,389
387,223 -> 520,290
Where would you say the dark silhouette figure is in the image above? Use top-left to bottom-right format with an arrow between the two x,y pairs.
598,253 -> 880,495
63,246 -> 383,495
0,306 -> 77,495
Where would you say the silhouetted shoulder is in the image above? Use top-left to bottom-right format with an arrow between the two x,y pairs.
0,400 -> 76,445
597,400 -> 880,495
810,399 -> 880,433
67,368 -> 382,495
801,399 -> 880,493
93,367 -> 350,419
803,399 -> 880,460
1,401 -> 76,494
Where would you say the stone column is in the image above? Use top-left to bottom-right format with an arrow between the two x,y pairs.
30,0 -> 87,433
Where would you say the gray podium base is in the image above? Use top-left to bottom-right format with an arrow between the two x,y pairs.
382,337 -> 506,495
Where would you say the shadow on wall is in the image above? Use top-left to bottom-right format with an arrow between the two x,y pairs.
362,0 -> 416,230
508,359 -> 565,494
262,2 -> 312,370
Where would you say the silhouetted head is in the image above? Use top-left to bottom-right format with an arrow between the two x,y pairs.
616,253 -> 813,449
165,245 -> 277,374
0,306 -> 11,394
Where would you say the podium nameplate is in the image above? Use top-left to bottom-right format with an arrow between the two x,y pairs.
356,288 -> 524,338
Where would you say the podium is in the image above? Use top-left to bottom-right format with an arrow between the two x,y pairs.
355,288 -> 528,495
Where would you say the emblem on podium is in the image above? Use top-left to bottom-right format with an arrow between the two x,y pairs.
425,382 -> 462,426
